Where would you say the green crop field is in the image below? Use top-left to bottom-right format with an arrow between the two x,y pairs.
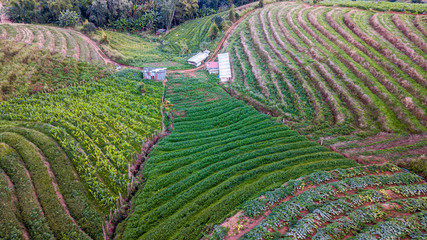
0,23 -> 106,63
116,73 -> 357,239
220,164 -> 427,239
0,1 -> 426,240
0,39 -> 110,101
225,2 -> 427,164
0,70 -> 163,239
92,30 -> 190,69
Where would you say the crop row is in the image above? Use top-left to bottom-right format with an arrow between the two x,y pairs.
0,23 -> 104,63
119,74 -> 357,240
227,2 -> 427,139
241,169 -> 425,239
0,70 -> 163,239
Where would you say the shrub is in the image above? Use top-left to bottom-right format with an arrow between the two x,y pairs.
58,10 -> 79,27
100,31 -> 109,44
212,16 -> 224,30
208,22 -> 219,40
82,20 -> 97,34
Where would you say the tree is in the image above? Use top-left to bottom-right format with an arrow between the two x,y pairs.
258,0 -> 264,8
82,19 -> 97,33
212,15 -> 223,30
229,3 -> 236,22
58,9 -> 79,27
208,22 -> 219,40
159,0 -> 179,30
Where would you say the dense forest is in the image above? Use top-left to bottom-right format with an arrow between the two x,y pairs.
3,0 -> 255,30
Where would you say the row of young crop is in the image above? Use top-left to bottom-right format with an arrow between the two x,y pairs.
0,70 -> 163,239
0,23 -> 104,63
226,3 -> 426,139
229,164 -> 427,239
319,1 -> 427,14
118,74 -> 357,240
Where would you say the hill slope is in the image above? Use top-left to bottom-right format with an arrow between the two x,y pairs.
0,70 -> 163,239
0,39 -> 110,101
224,2 -> 427,164
0,23 -> 106,64
219,164 -> 427,239
117,72 -> 357,239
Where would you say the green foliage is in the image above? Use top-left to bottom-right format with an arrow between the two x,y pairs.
162,12 -> 227,55
0,39 -> 110,101
107,10 -> 161,32
0,144 -> 54,239
398,156 -> 427,178
120,73 -> 355,239
240,164 -> 427,239
82,19 -> 97,34
0,69 -> 163,210
94,30 -> 188,69
58,9 -> 79,27
229,4 -> 236,22
100,31 -> 109,44
208,22 -> 219,40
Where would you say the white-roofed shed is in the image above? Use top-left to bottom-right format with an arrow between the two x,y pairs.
187,50 -> 210,67
218,53 -> 232,82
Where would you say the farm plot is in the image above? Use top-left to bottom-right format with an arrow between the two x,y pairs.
93,30 -> 188,69
117,73 -> 357,240
224,2 -> 427,163
0,69 -> 163,239
219,163 -> 427,239
0,23 -> 105,64
163,12 -> 228,55
0,39 -> 110,101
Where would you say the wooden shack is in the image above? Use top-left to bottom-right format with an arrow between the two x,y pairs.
188,50 -> 210,67
142,68 -> 167,81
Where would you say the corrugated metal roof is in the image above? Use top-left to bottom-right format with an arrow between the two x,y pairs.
207,62 -> 219,68
188,50 -> 210,65
218,53 -> 231,80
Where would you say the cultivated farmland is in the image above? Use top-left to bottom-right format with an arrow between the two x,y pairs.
116,73 -> 357,239
0,23 -> 106,63
0,70 -> 163,239
0,39 -> 110,101
0,1 -> 426,240
225,2 -> 427,164
221,164 -> 427,239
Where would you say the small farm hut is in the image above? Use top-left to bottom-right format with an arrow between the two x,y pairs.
206,62 -> 219,74
218,53 -> 232,82
188,50 -> 210,67
142,67 -> 167,81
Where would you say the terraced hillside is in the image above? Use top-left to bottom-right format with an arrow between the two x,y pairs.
0,23 -> 106,63
0,39 -> 110,101
0,70 -> 163,239
219,164 -> 427,239
116,73 -> 357,239
93,30 -> 188,69
224,2 -> 427,164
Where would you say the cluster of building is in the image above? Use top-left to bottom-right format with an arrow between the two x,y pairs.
141,50 -> 232,82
